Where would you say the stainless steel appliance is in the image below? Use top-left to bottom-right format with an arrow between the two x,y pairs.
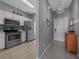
4,18 -> 21,48
24,21 -> 34,42
4,19 -> 19,31
5,31 -> 21,48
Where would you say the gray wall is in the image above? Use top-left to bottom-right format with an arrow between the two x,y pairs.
70,0 -> 79,54
70,0 -> 78,19
77,0 -> 79,19
73,0 -> 79,54
0,1 -> 30,18
37,0 -> 53,58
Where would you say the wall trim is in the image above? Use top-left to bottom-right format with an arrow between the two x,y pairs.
39,40 -> 53,59
54,39 -> 64,42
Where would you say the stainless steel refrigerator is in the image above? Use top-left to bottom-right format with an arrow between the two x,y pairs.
24,21 -> 34,42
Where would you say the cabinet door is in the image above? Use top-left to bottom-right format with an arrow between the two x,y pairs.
15,15 -> 24,25
28,31 -> 34,41
0,32 -> 5,49
21,31 -> 26,42
5,12 -> 15,20
15,14 -> 20,20
0,10 -> 5,24
25,17 -> 32,21
20,16 -> 24,26
0,10 -> 5,49
20,17 -> 32,25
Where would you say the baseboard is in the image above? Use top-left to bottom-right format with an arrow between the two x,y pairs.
54,39 -> 64,42
39,40 -> 53,59
0,48 -> 5,51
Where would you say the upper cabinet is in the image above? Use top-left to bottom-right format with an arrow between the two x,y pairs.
15,14 -> 19,20
14,12 -> 32,26
5,12 -> 16,20
20,16 -> 25,26
0,9 -> 32,25
19,16 -> 31,26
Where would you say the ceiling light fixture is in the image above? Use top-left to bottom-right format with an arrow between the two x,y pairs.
22,0 -> 34,8
57,0 -> 64,14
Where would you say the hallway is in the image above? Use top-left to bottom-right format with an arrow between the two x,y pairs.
42,40 -> 78,59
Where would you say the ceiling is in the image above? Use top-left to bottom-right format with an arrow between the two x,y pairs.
0,0 -> 72,14
0,0 -> 36,14
48,0 -> 72,11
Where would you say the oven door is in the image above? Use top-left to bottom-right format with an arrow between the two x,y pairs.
5,32 -> 21,44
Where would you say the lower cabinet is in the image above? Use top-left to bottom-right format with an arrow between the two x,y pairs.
0,31 -> 5,49
21,31 -> 26,42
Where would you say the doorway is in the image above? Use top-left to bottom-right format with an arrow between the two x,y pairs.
54,17 -> 69,41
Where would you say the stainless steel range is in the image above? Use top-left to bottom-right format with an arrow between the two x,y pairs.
4,18 -> 21,48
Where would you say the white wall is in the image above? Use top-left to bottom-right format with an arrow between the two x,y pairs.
54,9 -> 70,41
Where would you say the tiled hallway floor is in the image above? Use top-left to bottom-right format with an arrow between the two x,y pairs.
42,40 -> 78,59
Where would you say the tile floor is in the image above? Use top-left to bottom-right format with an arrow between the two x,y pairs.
42,40 -> 79,59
